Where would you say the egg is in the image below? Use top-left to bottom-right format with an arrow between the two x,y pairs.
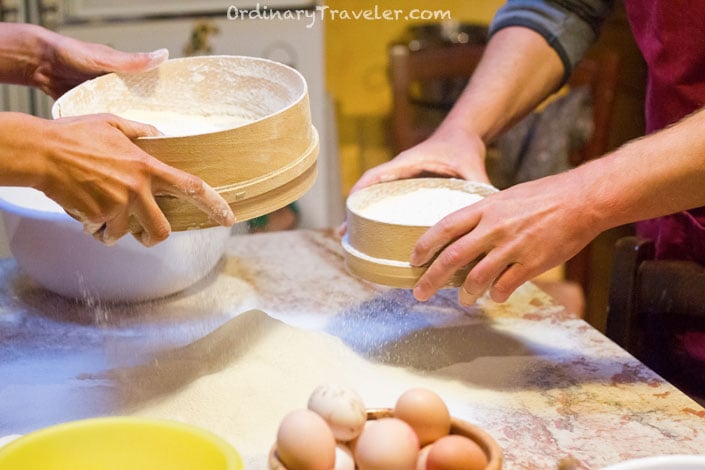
334,443 -> 356,470
354,417 -> 420,470
275,409 -> 336,470
394,388 -> 451,446
426,434 -> 488,470
307,383 -> 367,441
416,444 -> 433,470
347,417 -> 373,457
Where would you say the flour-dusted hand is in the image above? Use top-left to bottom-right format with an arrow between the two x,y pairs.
0,23 -> 168,99
349,129 -> 490,196
34,35 -> 168,99
409,171 -> 601,305
4,113 -> 235,246
338,129 -> 490,236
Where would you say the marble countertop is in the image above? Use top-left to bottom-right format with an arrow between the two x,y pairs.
1,229 -> 704,469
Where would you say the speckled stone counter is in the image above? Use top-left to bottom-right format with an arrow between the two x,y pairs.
1,230 -> 704,469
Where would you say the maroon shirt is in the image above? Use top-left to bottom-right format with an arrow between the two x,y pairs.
624,0 -> 705,262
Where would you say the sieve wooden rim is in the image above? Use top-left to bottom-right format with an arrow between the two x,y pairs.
346,178 -> 496,263
343,178 -> 496,288
342,235 -> 471,289
154,128 -> 318,231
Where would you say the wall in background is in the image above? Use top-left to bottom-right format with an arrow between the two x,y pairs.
324,0 -> 503,194
325,0 -> 502,116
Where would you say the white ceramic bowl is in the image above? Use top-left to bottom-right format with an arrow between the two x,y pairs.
0,187 -> 230,303
600,455 -> 705,470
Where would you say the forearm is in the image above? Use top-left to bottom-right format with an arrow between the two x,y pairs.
0,112 -> 48,187
434,26 -> 565,144
0,23 -> 54,87
569,107 -> 705,231
432,0 -> 613,148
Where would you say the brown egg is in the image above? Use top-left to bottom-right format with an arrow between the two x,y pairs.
394,388 -> 451,447
354,417 -> 420,470
426,434 -> 487,470
276,409 -> 336,470
416,444 -> 433,470
348,419 -> 373,455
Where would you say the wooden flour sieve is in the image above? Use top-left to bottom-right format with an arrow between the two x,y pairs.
52,55 -> 318,231
343,178 -> 497,289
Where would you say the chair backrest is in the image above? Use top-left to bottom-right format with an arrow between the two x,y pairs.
566,50 -> 621,165
607,236 -> 705,348
389,42 -> 486,153
607,236 -> 705,400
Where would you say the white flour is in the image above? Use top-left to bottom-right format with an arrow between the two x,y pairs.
115,109 -> 249,137
361,188 -> 483,226
127,310 -> 505,469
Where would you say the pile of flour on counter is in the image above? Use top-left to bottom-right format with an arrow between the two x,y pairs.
126,310 -> 503,469
361,188 -> 484,226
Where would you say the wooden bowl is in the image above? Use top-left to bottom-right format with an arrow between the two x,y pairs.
268,408 -> 503,469
52,55 -> 318,231
343,178 -> 497,288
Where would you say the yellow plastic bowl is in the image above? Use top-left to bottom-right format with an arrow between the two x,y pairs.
0,417 -> 243,470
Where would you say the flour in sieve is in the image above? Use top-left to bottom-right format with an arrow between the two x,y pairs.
361,188 -> 483,226
115,109 -> 250,137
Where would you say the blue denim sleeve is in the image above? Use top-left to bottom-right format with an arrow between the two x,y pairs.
489,0 -> 615,85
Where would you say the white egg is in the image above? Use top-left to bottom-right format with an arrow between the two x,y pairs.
307,384 -> 367,441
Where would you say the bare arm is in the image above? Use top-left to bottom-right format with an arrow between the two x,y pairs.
586,108 -> 705,227
436,26 -> 564,145
350,26 -> 564,193
412,106 -> 705,305
0,22 -> 166,98
0,23 -> 44,86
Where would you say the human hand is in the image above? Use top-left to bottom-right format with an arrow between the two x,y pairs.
410,172 -> 601,305
339,130 -> 490,235
32,29 -> 168,99
36,113 -> 235,246
349,130 -> 491,195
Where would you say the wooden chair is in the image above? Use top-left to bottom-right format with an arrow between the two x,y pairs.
607,236 -> 705,401
389,42 -> 486,152
388,42 -> 621,303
